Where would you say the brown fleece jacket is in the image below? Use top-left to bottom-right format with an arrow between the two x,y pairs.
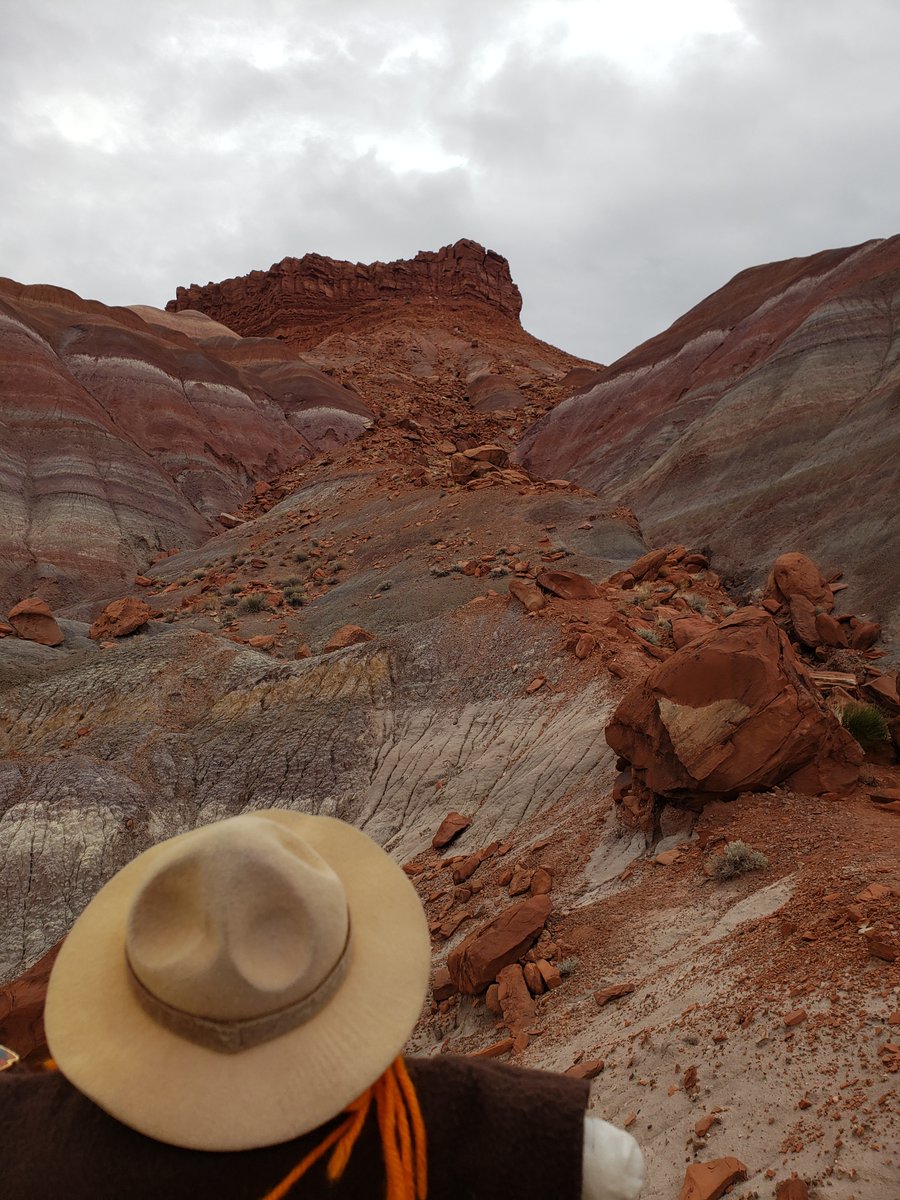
1,1055 -> 589,1199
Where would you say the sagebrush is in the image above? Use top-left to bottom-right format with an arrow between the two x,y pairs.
708,840 -> 769,880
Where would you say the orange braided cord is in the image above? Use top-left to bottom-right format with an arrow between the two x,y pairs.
260,1057 -> 428,1200
260,1094 -> 370,1200
395,1057 -> 428,1200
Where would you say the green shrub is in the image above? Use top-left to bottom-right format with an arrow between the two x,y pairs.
227,583 -> 242,594
287,594 -> 305,608
191,569 -> 206,580
709,840 -> 769,880
841,702 -> 890,748
294,552 -> 309,563
237,595 -> 266,614
221,596 -> 237,607
636,627 -> 660,645
684,592 -> 708,614
556,956 -> 579,977
655,618 -> 672,635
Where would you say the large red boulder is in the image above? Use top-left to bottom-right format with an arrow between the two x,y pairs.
7,597 -> 64,647
605,609 -> 862,802
765,552 -> 834,611
535,570 -> 600,600
447,895 -> 551,994
88,597 -> 151,641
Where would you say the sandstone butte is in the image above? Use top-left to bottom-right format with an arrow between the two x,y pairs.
515,234 -> 900,635
1,235 -> 898,1199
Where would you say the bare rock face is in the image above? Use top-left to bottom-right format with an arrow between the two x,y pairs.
516,237 -> 900,635
0,280 -> 371,608
7,598 -> 64,647
88,597 -> 151,641
167,239 -> 523,345
447,895 -> 552,994
0,611 -> 615,981
605,609 -> 863,803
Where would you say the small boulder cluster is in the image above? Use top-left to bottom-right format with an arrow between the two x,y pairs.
419,813 -> 564,1054
763,552 -> 880,653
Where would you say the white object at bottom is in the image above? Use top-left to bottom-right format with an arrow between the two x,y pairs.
581,1116 -> 644,1200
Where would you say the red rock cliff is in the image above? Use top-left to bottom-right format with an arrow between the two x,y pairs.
166,239 -> 523,348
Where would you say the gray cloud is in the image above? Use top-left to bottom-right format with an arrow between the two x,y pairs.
2,0 -> 899,363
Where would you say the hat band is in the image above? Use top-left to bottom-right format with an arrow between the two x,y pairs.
126,926 -> 352,1055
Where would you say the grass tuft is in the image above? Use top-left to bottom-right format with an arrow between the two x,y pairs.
841,702 -> 889,748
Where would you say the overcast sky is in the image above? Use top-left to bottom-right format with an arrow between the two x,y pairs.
2,0 -> 899,363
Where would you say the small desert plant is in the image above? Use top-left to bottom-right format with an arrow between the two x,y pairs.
841,702 -> 890,748
655,618 -> 672,636
722,604 -> 736,616
221,596 -> 237,607
377,580 -> 393,591
286,594 -> 306,608
227,583 -> 242,594
430,566 -> 450,577
684,592 -> 708,614
489,566 -> 509,577
708,840 -> 769,881
237,595 -> 266,614
294,552 -> 309,563
284,576 -> 302,586
636,627 -> 660,645
556,956 -> 579,977
191,568 -> 206,580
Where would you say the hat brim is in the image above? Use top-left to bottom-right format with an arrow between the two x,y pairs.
44,811 -> 431,1151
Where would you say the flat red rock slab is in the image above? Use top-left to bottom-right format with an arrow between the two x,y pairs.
432,811 -> 471,850
535,569 -> 600,600
678,1156 -> 747,1200
594,982 -> 635,1007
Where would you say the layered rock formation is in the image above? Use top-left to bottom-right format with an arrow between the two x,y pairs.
516,237 -> 900,638
0,280 -> 371,607
167,239 -> 523,347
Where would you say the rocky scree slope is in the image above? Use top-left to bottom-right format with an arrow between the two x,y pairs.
516,236 -> 900,645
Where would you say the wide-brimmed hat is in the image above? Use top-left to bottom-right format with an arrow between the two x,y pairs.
44,810 -> 431,1151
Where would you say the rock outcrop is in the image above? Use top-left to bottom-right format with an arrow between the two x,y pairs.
606,609 -> 863,808
447,895 -> 551,994
516,236 -> 900,637
88,597 -> 151,641
167,240 -> 523,346
6,598 -> 64,647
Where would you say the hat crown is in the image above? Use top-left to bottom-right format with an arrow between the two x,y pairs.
126,816 -> 349,1021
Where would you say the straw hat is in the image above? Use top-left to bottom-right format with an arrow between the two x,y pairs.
44,810 -> 431,1151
